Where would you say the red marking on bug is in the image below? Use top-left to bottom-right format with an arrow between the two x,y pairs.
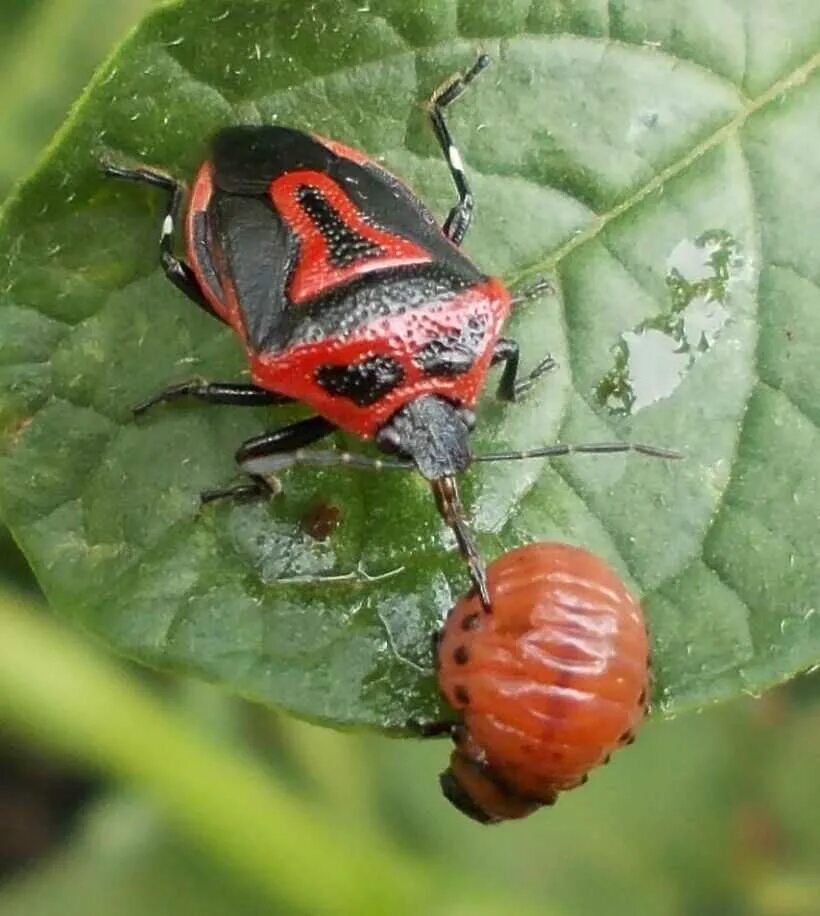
268,170 -> 432,304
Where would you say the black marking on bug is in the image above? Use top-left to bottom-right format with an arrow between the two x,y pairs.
315,354 -> 405,406
461,612 -> 480,631
415,315 -> 489,376
453,645 -> 470,665
453,685 -> 470,706
207,190 -> 297,350
297,184 -> 384,267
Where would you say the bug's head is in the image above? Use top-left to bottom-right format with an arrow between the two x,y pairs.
375,395 -> 475,480
439,739 -> 545,825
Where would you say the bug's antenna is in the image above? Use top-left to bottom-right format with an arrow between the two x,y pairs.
432,477 -> 491,612
241,449 -> 415,476
472,441 -> 684,464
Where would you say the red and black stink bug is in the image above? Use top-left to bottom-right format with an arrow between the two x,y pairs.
431,542 -> 651,823
103,55 -> 679,605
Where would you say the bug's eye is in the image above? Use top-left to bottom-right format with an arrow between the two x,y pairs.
376,426 -> 403,453
460,408 -> 477,430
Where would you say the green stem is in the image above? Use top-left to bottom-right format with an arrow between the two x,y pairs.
0,0 -> 155,190
0,593 -> 433,916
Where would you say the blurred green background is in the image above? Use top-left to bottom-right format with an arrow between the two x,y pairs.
0,2 -> 817,914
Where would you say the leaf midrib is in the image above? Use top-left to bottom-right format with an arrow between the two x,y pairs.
513,47 -> 820,285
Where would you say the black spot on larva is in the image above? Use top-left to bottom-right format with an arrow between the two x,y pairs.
461,612 -> 480,631
454,685 -> 470,706
619,730 -> 634,745
453,645 -> 469,665
603,753 -> 612,765
638,687 -> 648,707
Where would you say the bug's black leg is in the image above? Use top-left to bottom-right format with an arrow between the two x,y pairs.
202,416 -> 338,505
133,380 -> 293,417
427,53 -> 491,245
200,479 -> 275,505
492,338 -> 557,402
510,277 -> 555,308
235,416 -> 338,465
101,162 -> 225,324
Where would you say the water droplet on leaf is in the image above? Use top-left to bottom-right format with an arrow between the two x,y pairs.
596,230 -> 743,415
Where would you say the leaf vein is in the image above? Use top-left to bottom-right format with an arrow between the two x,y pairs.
768,260 -> 820,297
511,46 -> 820,285
756,378 -> 820,434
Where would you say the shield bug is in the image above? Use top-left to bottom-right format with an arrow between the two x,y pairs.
104,55 -> 679,606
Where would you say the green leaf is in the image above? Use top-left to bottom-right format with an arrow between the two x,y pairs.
0,0 -> 818,728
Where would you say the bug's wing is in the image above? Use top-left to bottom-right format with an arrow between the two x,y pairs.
211,126 -> 482,281
331,151 -> 482,281
212,127 -> 327,194
208,191 -> 296,351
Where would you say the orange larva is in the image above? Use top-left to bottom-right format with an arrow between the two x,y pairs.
436,542 -> 650,824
